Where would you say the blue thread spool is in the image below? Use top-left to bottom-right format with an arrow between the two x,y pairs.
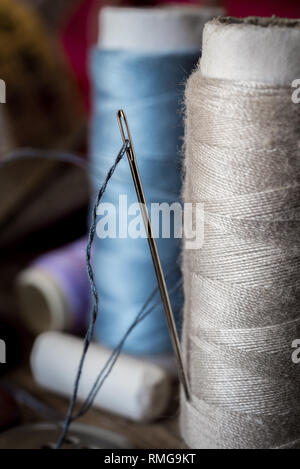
90,7 -> 219,356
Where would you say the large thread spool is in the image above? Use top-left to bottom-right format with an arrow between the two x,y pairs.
181,17 -> 300,449
91,6 -> 222,356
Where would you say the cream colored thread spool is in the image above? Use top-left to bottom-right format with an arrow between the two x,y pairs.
31,332 -> 172,422
201,17 -> 300,84
181,17 -> 300,449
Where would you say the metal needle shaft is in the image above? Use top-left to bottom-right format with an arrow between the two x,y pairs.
117,109 -> 190,401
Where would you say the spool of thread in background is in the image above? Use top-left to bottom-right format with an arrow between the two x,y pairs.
30,331 -> 172,422
91,6 -> 222,356
17,238 -> 90,335
181,17 -> 300,449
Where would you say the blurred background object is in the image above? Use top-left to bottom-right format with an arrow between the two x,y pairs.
0,0 -> 85,153
0,388 -> 20,430
17,238 -> 89,335
0,321 -> 21,375
0,422 -> 135,449
221,0 -> 300,18
23,0 -> 83,30
0,151 -> 89,248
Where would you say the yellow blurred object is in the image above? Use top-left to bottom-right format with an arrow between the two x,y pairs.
0,0 -> 84,152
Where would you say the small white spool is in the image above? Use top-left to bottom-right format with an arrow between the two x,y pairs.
17,269 -> 70,334
201,17 -> 300,84
99,6 -> 224,51
31,332 -> 172,422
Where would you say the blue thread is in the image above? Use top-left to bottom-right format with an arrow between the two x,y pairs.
56,138 -> 182,446
90,49 -> 199,355
56,141 -> 128,449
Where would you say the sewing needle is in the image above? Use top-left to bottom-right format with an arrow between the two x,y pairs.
117,109 -> 190,401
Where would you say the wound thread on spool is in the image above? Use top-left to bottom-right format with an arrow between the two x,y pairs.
91,6 -> 222,356
31,331 -> 172,422
181,17 -> 300,449
17,238 -> 89,335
